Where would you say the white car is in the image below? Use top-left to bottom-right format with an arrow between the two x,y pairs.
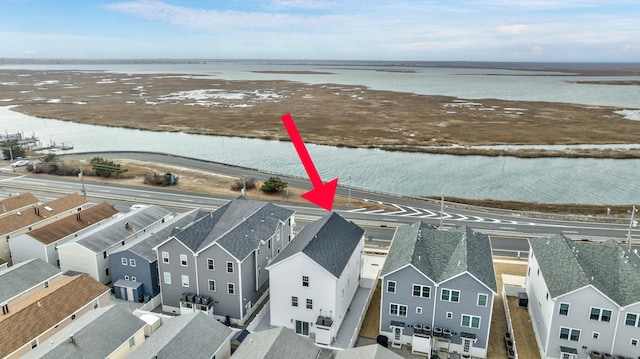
11,160 -> 29,168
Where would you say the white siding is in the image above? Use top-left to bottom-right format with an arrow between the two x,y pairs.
8,234 -> 48,264
58,243 -> 100,281
526,252 -> 555,352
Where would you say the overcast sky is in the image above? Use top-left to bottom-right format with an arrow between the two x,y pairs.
1,0 -> 639,61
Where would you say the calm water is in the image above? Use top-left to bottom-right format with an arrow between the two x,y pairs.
1,60 -> 640,204
1,106 -> 639,205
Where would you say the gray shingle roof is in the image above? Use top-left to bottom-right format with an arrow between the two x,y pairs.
0,258 -> 60,303
113,209 -> 209,262
22,305 -> 145,359
173,197 -> 294,259
67,205 -> 172,253
231,327 -> 321,359
128,311 -> 233,359
529,235 -> 640,306
269,212 -> 364,278
381,222 -> 497,292
334,344 -> 404,359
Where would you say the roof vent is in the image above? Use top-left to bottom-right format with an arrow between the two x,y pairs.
44,206 -> 53,212
15,210 -> 21,216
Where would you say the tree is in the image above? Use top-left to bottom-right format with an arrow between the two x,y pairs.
90,157 -> 126,178
260,177 -> 287,194
1,141 -> 25,160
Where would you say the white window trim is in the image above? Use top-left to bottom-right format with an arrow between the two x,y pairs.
207,258 -> 215,271
631,338 -> 638,346
180,254 -> 188,267
121,258 -> 128,266
163,272 -> 171,284
559,302 -> 570,315
131,276 -> 136,282
559,326 -> 581,342
389,302 -> 408,317
124,275 -> 130,280
226,261 -> 234,274
446,311 -> 453,319
162,251 -> 169,264
477,293 -> 488,307
441,288 -> 460,303
416,307 -> 422,314
589,306 -> 613,322
129,259 -> 136,267
227,282 -> 235,295
306,298 -> 313,310
386,280 -> 396,293
412,284 -> 431,298
461,314 -> 481,329
208,279 -> 216,292
592,332 -> 599,339
181,275 -> 189,287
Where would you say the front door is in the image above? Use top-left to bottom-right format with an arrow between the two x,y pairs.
119,287 -> 127,301
462,338 -> 472,354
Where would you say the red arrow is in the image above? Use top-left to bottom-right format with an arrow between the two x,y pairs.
281,113 -> 338,211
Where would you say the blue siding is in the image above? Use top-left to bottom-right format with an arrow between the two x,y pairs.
109,250 -> 159,299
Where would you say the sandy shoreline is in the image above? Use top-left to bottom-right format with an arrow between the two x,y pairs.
2,69 -> 640,158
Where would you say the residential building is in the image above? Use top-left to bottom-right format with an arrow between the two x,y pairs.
0,273 -> 110,359
0,193 -> 89,263
9,202 -> 118,266
57,205 -> 173,284
155,197 -> 294,325
333,344 -> 404,359
231,327 -> 322,359
0,259 -> 6,271
526,235 -> 640,359
0,258 -> 63,318
109,209 -> 209,302
22,305 -> 145,359
267,212 -> 364,345
379,223 -> 497,358
128,311 -> 233,359
0,193 -> 39,218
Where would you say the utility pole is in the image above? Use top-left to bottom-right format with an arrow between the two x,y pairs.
79,167 -> 87,199
348,175 -> 351,206
241,176 -> 246,197
627,205 -> 637,249
439,193 -> 445,231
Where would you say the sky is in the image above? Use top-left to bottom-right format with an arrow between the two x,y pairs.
0,0 -> 639,62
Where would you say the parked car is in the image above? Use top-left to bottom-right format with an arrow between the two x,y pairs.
11,160 -> 29,167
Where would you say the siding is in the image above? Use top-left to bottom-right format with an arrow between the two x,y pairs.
157,239 -> 198,312
109,251 -> 158,298
526,253 -> 555,351
58,243 -> 100,281
7,235 -> 47,264
196,244 -> 241,321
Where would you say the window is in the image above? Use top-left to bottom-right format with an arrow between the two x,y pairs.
560,327 -> 581,341
387,281 -> 396,293
129,259 -> 136,267
590,307 -> 612,322
559,303 -> 570,316
30,340 -> 37,349
295,320 -> 310,336
44,281 -> 49,288
461,314 -> 481,329
226,262 -> 234,273
93,299 -> 99,309
180,254 -> 188,267
626,313 -> 638,326
207,258 -> 215,271
302,276 -> 309,287
446,311 -> 453,319
292,296 -> 298,307
181,275 -> 189,287
131,276 -> 136,282
125,275 -> 130,280
631,338 -> 638,346
163,272 -> 171,284
477,293 -> 488,307
105,268 -> 109,276
162,251 -> 169,264
121,258 -> 128,266
306,299 -> 313,309
128,336 -> 135,348
592,332 -> 599,339
390,303 -> 408,317
412,284 -> 430,298
208,280 -> 216,291
441,288 -> 460,303
228,283 -> 235,295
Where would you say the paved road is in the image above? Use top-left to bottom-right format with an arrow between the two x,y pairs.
2,151 -> 638,253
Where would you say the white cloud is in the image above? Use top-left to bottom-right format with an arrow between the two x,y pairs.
272,0 -> 337,9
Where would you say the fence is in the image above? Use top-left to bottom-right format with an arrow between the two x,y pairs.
503,285 -> 522,359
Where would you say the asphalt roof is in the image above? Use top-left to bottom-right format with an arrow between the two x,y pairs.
0,258 -> 61,304
113,209 -> 209,262
173,197 -> 294,259
62,205 -> 172,253
231,327 -> 321,359
529,235 -> 640,306
0,274 -> 109,358
128,311 -> 233,358
22,305 -> 145,359
269,212 -> 364,278
381,222 -> 497,292
0,192 -> 39,216
0,193 -> 88,235
27,202 -> 118,245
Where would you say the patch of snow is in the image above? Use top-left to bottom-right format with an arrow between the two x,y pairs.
0,82 -> 19,86
616,109 -> 640,121
96,79 -> 116,84
73,101 -> 87,105
0,99 -> 13,102
46,99 -> 61,103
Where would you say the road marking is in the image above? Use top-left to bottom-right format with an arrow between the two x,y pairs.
182,199 -> 194,202
365,209 -> 385,214
563,230 -> 580,234
0,175 -> 26,181
346,208 -> 367,212
99,189 -> 111,193
139,194 -> 150,197
500,227 -> 516,230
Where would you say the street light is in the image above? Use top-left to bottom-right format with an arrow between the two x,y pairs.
627,205 -> 638,249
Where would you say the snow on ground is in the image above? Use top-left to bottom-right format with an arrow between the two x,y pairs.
616,109 -> 640,121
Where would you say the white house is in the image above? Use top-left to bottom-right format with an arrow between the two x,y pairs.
267,212 -> 364,346
57,205 -> 172,283
526,235 -> 640,359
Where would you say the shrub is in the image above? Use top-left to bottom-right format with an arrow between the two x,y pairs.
260,177 -> 287,194
231,177 -> 257,191
143,172 -> 179,186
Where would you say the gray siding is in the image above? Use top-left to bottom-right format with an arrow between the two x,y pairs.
157,239 -> 198,311
434,274 -> 493,350
109,251 -> 159,298
381,265 -> 436,335
196,244 -> 241,321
